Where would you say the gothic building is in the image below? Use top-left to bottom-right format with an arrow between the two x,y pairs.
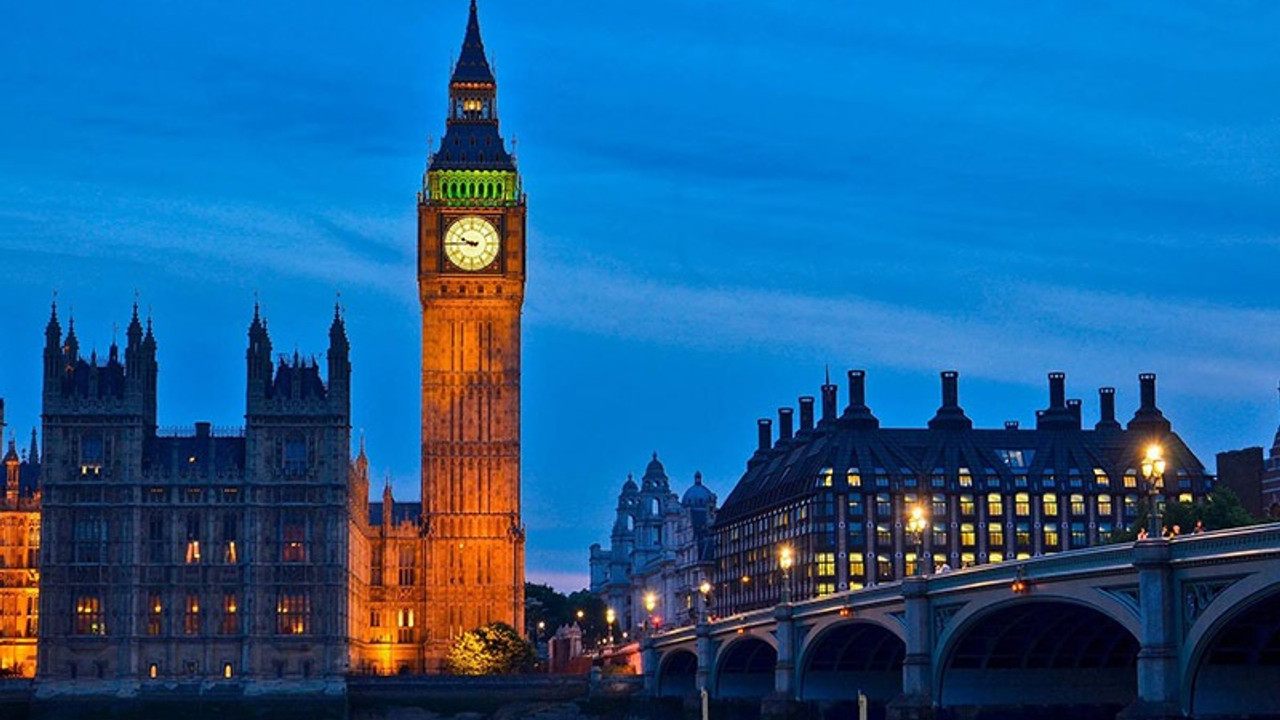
36,303 -> 350,690
417,0 -> 527,666
589,455 -> 717,639
712,370 -> 1214,615
0,402 -> 40,677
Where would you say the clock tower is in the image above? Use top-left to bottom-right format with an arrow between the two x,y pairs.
418,0 -> 526,664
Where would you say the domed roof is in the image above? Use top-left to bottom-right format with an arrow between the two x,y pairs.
642,452 -> 669,489
681,471 -> 715,507
621,473 -> 638,495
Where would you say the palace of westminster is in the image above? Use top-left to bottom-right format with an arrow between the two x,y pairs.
3,0 -> 1280,694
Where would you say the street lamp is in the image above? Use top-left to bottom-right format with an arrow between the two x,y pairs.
644,592 -> 657,637
1141,443 -> 1167,539
907,505 -> 929,577
698,580 -> 712,624
605,607 -> 616,645
779,545 -> 794,604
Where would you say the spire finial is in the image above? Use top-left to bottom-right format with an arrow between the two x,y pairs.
825,364 -> 831,385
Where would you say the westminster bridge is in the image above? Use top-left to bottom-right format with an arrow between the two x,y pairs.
642,524 -> 1280,719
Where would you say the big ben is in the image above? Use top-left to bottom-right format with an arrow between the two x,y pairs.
418,0 -> 525,663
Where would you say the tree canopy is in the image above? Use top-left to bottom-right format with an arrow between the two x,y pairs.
442,622 -> 536,675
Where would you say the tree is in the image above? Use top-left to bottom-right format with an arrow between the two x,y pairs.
1112,487 -> 1259,542
524,583 -> 609,647
443,622 -> 536,675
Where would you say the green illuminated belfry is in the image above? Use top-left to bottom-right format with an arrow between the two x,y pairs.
424,0 -> 521,206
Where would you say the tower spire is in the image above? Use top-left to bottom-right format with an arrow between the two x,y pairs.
451,0 -> 494,86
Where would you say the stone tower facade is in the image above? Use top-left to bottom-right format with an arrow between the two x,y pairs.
36,303 -> 350,692
417,0 -> 526,665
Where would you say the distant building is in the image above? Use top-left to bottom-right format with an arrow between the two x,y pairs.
0,400 -> 40,677
590,455 -> 717,639
1215,384 -> 1280,520
1215,447 -> 1265,519
36,303 -> 350,691
712,370 -> 1214,615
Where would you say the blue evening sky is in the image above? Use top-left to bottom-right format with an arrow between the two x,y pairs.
2,2 -> 1278,590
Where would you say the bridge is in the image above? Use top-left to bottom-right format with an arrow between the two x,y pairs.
642,524 -> 1280,719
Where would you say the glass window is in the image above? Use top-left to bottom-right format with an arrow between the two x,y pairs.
1070,494 -> 1086,516
1094,469 -> 1110,488
846,468 -> 861,488
987,493 -> 1004,517
875,494 -> 891,519
848,555 -> 865,583
960,523 -> 977,547
815,552 -> 836,577
932,522 -> 947,547
398,545 -> 417,586
1097,494 -> 1113,518
959,495 -> 976,516
1043,523 -> 1060,549
1014,493 -> 1030,517
1071,522 -> 1087,546
988,525 -> 1004,548
847,496 -> 863,518
147,593 -> 163,636
932,494 -> 947,519
1043,493 -> 1059,517
958,468 -> 973,488
220,593 -> 238,635
75,595 -> 105,635
276,591 -> 310,635
281,514 -> 306,563
184,593 -> 201,635
876,524 -> 892,547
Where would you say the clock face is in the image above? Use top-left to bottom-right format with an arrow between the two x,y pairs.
444,216 -> 500,271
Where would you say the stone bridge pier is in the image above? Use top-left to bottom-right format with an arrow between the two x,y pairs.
644,526 -> 1280,720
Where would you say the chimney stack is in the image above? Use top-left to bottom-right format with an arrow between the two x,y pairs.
941,371 -> 959,408
1005,420 -> 1020,430
820,382 -> 838,423
928,371 -> 972,430
1049,372 -> 1066,409
798,396 -> 815,432
1067,398 -> 1082,427
847,370 -> 866,408
756,418 -> 773,453
778,408 -> 794,442
1139,373 -> 1157,410
1096,387 -> 1119,429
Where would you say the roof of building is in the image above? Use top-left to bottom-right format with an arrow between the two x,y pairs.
451,0 -> 494,85
717,371 -> 1211,527
368,501 -> 422,527
143,432 -> 246,477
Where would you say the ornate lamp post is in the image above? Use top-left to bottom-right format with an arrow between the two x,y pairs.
605,607 -> 616,645
1141,443 -> 1167,539
779,545 -> 794,604
907,505 -> 929,576
698,580 -> 712,624
644,591 -> 657,637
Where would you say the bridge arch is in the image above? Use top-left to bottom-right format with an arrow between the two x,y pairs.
714,634 -> 777,699
1184,575 -> 1280,717
936,597 -> 1139,714
797,619 -> 905,705
655,648 -> 698,697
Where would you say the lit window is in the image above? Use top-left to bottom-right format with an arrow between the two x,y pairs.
79,434 -> 104,476
848,555 -> 865,582
1043,523 -> 1060,548
1097,494 -> 1113,518
988,525 -> 1004,548
959,495 -> 975,516
185,540 -> 201,564
987,493 -> 1004,517
932,494 -> 947,518
958,468 -> 973,487
1123,472 -> 1138,489
1179,493 -> 1193,504
816,582 -> 836,596
846,468 -> 861,488
74,595 -> 105,635
1043,493 -> 1059,516
220,593 -> 238,635
184,593 -> 201,635
1015,522 -> 1031,547
960,552 -> 976,568
960,523 -> 977,547
282,515 -> 306,563
1070,494 -> 1086,516
148,663 -> 158,679
148,593 -> 163,636
815,552 -> 835,578
989,551 -> 1004,564
1094,469 -> 1110,487
817,468 -> 833,487
876,554 -> 892,581
1014,493 -> 1030,517
223,663 -> 233,679
905,552 -> 919,577
276,592 -> 310,635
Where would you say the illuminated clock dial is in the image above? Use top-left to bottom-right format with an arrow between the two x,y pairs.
444,216 -> 500,271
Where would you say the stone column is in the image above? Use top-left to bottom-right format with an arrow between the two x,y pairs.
1119,539 -> 1182,720
696,621 -> 713,696
888,576 -> 933,720
762,602 -> 799,718
642,637 -> 658,695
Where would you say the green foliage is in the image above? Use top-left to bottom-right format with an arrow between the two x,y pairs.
524,583 -> 608,646
1111,488 -> 1260,542
442,622 -> 536,675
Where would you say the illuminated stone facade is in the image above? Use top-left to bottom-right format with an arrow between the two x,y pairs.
713,370 -> 1214,615
416,0 -> 526,668
0,403 -> 40,678
35,304 -> 350,692
589,455 -> 717,638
